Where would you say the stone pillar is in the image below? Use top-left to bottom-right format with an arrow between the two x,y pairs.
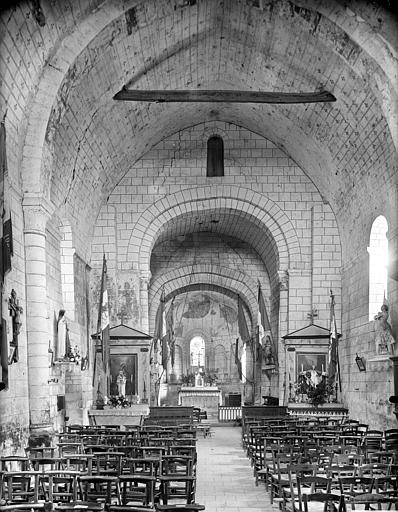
278,269 -> 289,405
139,270 -> 151,334
23,195 -> 54,430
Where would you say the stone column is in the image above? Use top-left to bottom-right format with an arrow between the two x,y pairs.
139,270 -> 151,334
278,269 -> 289,405
23,195 -> 54,430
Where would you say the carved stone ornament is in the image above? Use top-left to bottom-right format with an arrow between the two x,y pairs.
367,354 -> 393,371
278,270 -> 289,291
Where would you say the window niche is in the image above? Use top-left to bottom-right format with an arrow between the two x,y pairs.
206,135 -> 224,177
368,216 -> 388,321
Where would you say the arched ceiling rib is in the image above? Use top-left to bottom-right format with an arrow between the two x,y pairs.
150,208 -> 280,278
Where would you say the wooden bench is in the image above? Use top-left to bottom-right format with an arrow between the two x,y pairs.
145,406 -> 194,426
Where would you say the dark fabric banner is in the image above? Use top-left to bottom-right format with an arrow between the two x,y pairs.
237,295 -> 250,344
0,318 -> 8,391
235,338 -> 242,380
258,284 -> 278,365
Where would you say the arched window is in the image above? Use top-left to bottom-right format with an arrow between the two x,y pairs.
368,216 -> 388,320
206,136 -> 224,177
190,336 -> 205,367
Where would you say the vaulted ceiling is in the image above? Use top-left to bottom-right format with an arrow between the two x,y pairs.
1,0 -> 397,243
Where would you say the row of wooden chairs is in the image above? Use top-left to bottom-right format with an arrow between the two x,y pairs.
0,469 -> 199,510
241,415 -> 398,510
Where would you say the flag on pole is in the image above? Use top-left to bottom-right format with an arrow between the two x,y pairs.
97,254 -> 110,362
0,318 -> 8,391
235,338 -> 242,380
328,289 -> 341,392
0,115 -> 13,285
238,295 -> 250,344
258,283 -> 278,365
236,295 -> 250,381
166,297 -> 175,367
154,288 -> 168,369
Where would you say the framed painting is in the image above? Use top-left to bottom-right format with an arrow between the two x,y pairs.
296,353 -> 327,376
110,354 -> 137,396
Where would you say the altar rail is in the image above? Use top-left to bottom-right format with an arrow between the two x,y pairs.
218,406 -> 242,422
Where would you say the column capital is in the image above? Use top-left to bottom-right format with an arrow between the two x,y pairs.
277,269 -> 289,291
139,270 -> 152,287
22,194 -> 56,234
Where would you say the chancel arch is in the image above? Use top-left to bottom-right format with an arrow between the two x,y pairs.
129,185 -> 301,273
148,266 -> 258,333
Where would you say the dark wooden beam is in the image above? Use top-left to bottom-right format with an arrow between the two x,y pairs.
113,88 -> 336,104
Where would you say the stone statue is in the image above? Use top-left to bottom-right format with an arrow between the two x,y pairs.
117,369 -> 127,396
9,289 -> 22,342
8,289 -> 23,362
57,309 -> 68,360
262,335 -> 274,365
374,303 -> 396,355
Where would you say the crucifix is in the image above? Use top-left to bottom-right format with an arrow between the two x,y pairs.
8,289 -> 23,364
307,307 -> 318,324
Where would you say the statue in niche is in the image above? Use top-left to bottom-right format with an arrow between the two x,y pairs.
117,368 -> 127,397
374,303 -> 396,355
56,309 -> 68,360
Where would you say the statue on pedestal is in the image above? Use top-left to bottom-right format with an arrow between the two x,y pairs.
117,369 -> 127,397
374,303 -> 396,355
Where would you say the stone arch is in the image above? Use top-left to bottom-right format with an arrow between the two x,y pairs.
148,264 -> 258,333
18,0 -> 397,202
129,185 -> 300,273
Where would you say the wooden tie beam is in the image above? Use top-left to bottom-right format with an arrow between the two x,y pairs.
113,88 -> 336,104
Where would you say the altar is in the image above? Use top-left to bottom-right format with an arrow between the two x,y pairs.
88,403 -> 149,427
178,386 -> 222,417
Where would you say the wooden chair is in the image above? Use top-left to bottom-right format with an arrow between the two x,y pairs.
270,452 -> 302,505
121,457 -> 160,478
337,476 -> 374,501
302,492 -> 346,512
158,476 -> 196,505
60,453 -> 93,474
39,470 -> 80,503
78,475 -> 121,507
161,456 -> 195,477
91,452 -> 124,476
0,457 -> 30,472
117,474 -> 156,508
357,463 -> 391,478
1,471 -> 40,504
373,474 -> 398,500
347,492 -> 397,510
384,429 -> 398,451
281,463 -> 318,512
291,475 -> 333,512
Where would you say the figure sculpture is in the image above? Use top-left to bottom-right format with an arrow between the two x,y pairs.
117,369 -> 127,396
374,303 -> 396,355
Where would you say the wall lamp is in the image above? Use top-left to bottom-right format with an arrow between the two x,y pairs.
355,353 -> 366,372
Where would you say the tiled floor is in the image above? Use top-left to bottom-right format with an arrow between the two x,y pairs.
195,425 -> 276,511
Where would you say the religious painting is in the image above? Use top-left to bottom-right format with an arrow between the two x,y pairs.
296,353 -> 327,377
110,354 -> 137,396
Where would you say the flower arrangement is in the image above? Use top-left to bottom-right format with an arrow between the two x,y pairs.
108,395 -> 130,408
66,344 -> 81,364
307,379 -> 331,407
